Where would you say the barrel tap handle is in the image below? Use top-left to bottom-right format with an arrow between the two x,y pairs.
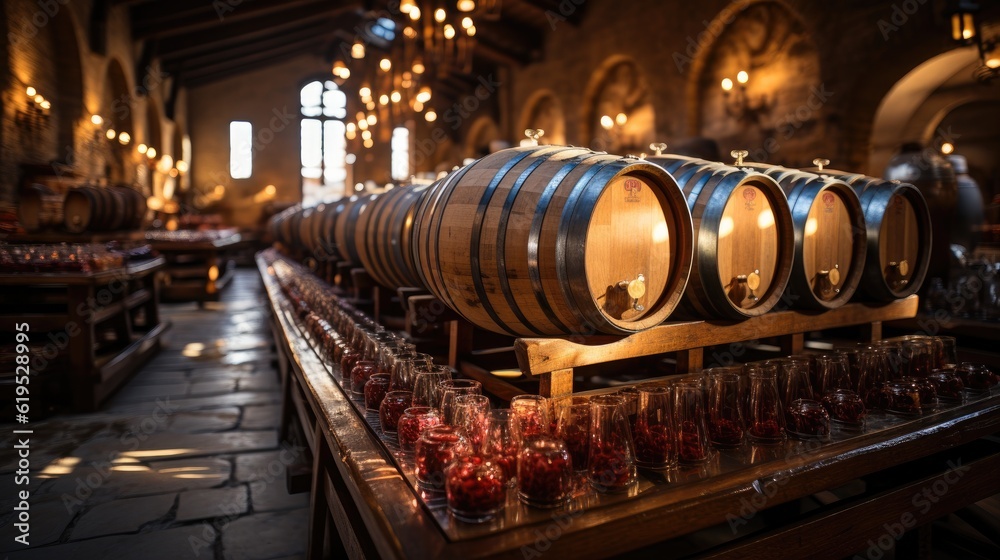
887,260 -> 909,286
812,158 -> 830,171
735,269 -> 761,302
524,128 -> 544,146
617,273 -> 646,311
649,143 -> 667,156
731,149 -> 749,167
816,264 -> 841,294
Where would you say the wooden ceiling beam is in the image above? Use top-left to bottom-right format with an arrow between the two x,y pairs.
181,38 -> 330,85
161,21 -> 334,68
157,5 -> 358,60
131,0 -> 341,39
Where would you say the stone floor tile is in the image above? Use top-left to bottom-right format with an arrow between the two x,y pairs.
70,493 -> 176,539
176,486 -> 248,522
221,508 -> 308,560
239,405 -> 281,430
249,480 -> 309,513
6,524 -> 216,560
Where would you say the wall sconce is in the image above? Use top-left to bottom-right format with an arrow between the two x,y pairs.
597,112 -> 631,150
720,70 -> 773,125
947,1 -> 1000,82
16,86 -> 51,131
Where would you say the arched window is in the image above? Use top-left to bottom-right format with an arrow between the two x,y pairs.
391,126 -> 409,181
301,80 -> 347,206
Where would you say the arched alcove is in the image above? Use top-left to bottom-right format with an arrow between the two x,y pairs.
464,116 -> 500,159
581,56 -> 655,154
689,1 -> 821,166
102,58 -> 135,185
50,11 -> 85,165
518,90 -> 565,145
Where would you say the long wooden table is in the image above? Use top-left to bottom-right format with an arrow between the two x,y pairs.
258,251 -> 1000,560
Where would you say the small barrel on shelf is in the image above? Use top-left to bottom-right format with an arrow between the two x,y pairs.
63,185 -> 116,233
18,184 -> 64,232
110,186 -> 147,230
333,193 -> 379,264
804,158 -> 931,301
738,153 -> 868,310
354,184 -> 430,289
411,144 -> 695,336
644,149 -> 795,320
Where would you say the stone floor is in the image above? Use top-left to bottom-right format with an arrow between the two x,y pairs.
0,269 -> 308,560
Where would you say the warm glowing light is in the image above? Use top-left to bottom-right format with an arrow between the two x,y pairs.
757,208 -> 775,229
462,16 -> 473,29
941,142 -> 955,155
26,86 -> 36,97
147,147 -> 157,158
351,40 -> 365,59
346,153 -> 356,164
33,94 -> 44,104
40,457 -> 81,476
146,196 -> 164,211
208,265 -> 220,281
390,90 -> 402,103
403,26 -> 418,39
458,0 -> 476,12
443,24 -> 456,39
467,25 -> 476,36
265,185 -> 275,196
600,115 -> 614,130
168,168 -> 179,178
106,129 -> 117,139
332,59 -> 349,79
737,70 -> 749,84
90,114 -> 103,125
401,0 -> 415,13
615,113 -> 627,126
346,122 -> 356,133
346,128 -> 356,140
652,222 -> 669,244
40,100 -> 50,110
138,143 -> 148,154
721,78 -> 734,91
359,86 -> 371,98
355,183 -> 364,192
410,6 -> 421,20
719,216 -> 735,238
379,58 -> 392,71
356,111 -> 367,121
379,94 -> 389,105
412,60 -> 425,74
361,130 -> 372,141
412,100 -> 424,112
435,8 -> 446,22
987,57 -> 1000,69
118,131 -> 131,145
121,448 -> 195,459
805,217 -> 818,236
367,113 -> 377,125
416,86 -> 432,103
366,100 -> 375,110
363,138 -> 374,148
425,109 -> 437,122
358,119 -> 368,131
214,185 -> 225,196
963,28 -> 974,40
176,160 -> 189,173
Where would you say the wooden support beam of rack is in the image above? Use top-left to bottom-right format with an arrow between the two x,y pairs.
516,296 -> 919,396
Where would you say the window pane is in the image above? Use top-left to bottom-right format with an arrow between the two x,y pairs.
229,121 -> 252,179
391,126 -> 409,181
324,120 -> 346,186
324,89 -> 347,118
300,81 -> 322,111
301,119 -> 322,168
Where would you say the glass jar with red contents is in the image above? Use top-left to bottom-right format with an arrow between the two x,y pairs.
746,366 -> 784,444
510,395 -> 550,441
416,425 -> 469,490
587,395 -> 636,492
379,390 -> 413,434
364,373 -> 392,412
674,379 -> 711,463
958,362 -> 999,392
339,347 -> 360,386
486,409 -> 518,485
857,347 -> 892,410
901,376 -> 937,411
517,436 -> 572,508
884,379 -> 922,415
397,406 -> 442,452
445,453 -> 507,523
350,360 -> 379,398
785,399 -> 831,439
821,389 -> 867,427
706,370 -> 745,448
633,386 -> 675,469
928,368 -> 965,402
553,396 -> 591,472
616,386 -> 640,429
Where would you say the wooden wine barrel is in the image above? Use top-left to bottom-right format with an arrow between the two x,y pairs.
298,207 -> 318,256
411,146 -> 694,336
646,155 -> 795,319
354,185 -> 430,289
319,198 -> 350,260
743,164 -> 868,309
18,184 -> 64,232
63,186 -> 117,233
110,185 -> 147,230
804,166 -> 931,301
274,205 -> 301,247
333,194 -> 379,264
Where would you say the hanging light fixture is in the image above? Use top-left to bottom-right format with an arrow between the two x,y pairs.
946,1 -> 999,81
457,0 -> 476,12
351,39 -> 365,59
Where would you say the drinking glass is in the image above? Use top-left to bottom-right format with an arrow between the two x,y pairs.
588,395 -> 636,492
673,379 -> 710,464
632,386 -> 675,469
